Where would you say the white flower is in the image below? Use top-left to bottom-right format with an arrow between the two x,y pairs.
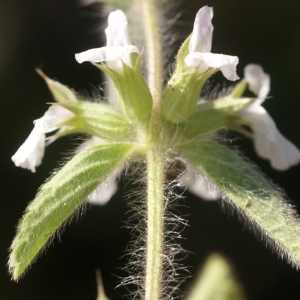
87,173 -> 118,205
75,10 -> 140,74
239,64 -> 300,171
180,162 -> 220,200
12,105 -> 73,172
184,6 -> 239,81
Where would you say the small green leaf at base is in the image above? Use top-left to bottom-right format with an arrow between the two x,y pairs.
9,142 -> 135,281
186,254 -> 246,300
181,141 -> 300,269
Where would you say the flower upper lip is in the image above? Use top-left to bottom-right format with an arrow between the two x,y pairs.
105,10 -> 132,47
189,5 -> 214,53
184,6 -> 239,82
75,10 -> 140,74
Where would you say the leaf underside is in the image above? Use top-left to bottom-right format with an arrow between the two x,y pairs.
181,141 -> 300,268
9,142 -> 134,280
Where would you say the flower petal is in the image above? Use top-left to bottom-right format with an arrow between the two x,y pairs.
11,120 -> 46,172
244,64 -> 270,102
75,45 -> 140,64
240,105 -> 300,171
240,64 -> 300,170
105,10 -> 131,47
43,105 -> 74,132
12,105 -> 73,172
180,163 -> 220,200
75,45 -> 140,74
189,6 -> 214,53
185,52 -> 239,81
87,175 -> 118,205
75,10 -> 140,74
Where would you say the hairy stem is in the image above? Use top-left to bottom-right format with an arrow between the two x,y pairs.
139,1 -> 165,298
145,149 -> 165,300
140,0 -> 163,112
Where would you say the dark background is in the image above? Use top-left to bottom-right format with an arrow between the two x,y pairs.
1,0 -> 300,299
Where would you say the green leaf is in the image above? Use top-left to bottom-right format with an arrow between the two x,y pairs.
183,97 -> 253,139
180,141 -> 300,268
58,101 -> 134,141
9,142 -> 136,280
186,254 -> 246,300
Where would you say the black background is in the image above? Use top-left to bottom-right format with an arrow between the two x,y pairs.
1,0 -> 300,299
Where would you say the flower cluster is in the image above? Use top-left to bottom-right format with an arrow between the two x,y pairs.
12,6 -> 299,192
9,5 -> 300,288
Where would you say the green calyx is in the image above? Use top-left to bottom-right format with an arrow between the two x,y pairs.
161,68 -> 217,123
37,69 -> 77,105
41,72 -> 134,141
58,101 -> 134,141
230,79 -> 248,98
94,54 -> 153,124
174,35 -> 191,74
182,97 -> 253,139
161,35 -> 218,124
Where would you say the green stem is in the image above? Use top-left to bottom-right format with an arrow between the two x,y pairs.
139,1 -> 165,298
140,0 -> 163,112
145,149 -> 165,300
